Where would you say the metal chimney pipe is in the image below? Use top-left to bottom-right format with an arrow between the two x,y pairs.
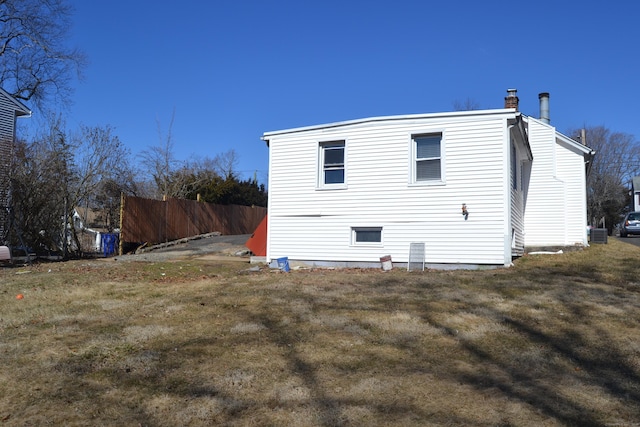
539,92 -> 550,124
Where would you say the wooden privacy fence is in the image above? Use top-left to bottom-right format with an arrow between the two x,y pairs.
120,195 -> 267,251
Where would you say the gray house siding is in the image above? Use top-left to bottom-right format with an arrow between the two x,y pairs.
0,88 -> 30,243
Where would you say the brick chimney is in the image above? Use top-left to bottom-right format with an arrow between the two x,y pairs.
504,89 -> 519,110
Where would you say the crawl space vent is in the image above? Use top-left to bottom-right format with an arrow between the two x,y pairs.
408,242 -> 426,272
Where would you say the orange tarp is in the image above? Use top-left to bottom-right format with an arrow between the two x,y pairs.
245,215 -> 267,256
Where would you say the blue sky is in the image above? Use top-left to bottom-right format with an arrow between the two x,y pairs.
29,0 -> 640,185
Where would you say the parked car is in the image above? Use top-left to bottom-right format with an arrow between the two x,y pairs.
0,245 -> 10,263
620,211 -> 640,237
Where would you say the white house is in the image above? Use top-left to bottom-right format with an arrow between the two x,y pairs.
261,90 -> 594,269
522,106 -> 594,248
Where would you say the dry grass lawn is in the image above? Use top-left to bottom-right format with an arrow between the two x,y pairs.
1,240 -> 640,426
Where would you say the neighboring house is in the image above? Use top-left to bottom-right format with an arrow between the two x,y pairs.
0,87 -> 31,246
261,90 -> 594,268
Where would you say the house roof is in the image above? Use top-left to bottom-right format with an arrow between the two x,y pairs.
262,108 -> 520,142
522,115 -> 595,156
521,115 -> 595,178
0,87 -> 31,117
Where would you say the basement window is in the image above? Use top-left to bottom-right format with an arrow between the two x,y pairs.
352,227 -> 383,245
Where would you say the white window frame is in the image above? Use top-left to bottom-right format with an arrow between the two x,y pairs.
317,140 -> 347,189
351,226 -> 383,246
410,132 -> 445,185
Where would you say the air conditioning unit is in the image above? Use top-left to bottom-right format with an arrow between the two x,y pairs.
590,228 -> 608,244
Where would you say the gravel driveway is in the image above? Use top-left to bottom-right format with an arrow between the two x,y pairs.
112,233 -> 252,262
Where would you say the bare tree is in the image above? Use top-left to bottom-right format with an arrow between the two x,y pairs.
11,118 -> 136,256
569,125 -> 640,230
138,111 -> 234,200
186,155 -> 219,182
140,111 -> 181,199
0,0 -> 87,111
452,98 -> 481,111
71,125 -> 130,204
10,115 -> 71,252
139,112 -> 244,201
212,149 -> 239,179
71,124 -> 135,239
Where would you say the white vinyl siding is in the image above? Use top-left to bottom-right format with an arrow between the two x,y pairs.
523,118 -> 588,247
555,138 -> 589,245
522,119 -> 564,246
266,112 -> 515,266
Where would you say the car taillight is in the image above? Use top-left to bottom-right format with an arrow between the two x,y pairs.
626,221 -> 631,226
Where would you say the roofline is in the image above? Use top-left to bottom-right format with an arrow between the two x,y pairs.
0,87 -> 32,117
511,115 -> 533,161
262,108 -> 519,141
556,131 -> 595,155
522,115 -> 594,155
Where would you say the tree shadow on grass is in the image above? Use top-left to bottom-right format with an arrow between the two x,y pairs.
251,311 -> 433,427
416,279 -> 640,426
43,264 -> 640,426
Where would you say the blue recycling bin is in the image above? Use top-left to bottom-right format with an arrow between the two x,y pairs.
102,233 -> 118,257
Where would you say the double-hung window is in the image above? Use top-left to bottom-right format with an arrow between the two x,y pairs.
319,141 -> 345,188
412,133 -> 443,183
